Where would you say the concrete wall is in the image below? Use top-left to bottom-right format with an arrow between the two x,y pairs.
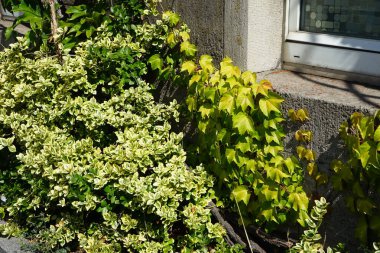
246,0 -> 284,72
224,0 -> 248,69
162,0 -> 224,63
163,0 -> 284,72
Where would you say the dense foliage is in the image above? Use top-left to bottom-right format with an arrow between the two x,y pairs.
331,111 -> 380,244
181,56 -> 310,229
0,1 -> 241,252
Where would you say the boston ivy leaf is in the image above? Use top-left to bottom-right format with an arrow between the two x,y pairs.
232,112 -> 254,135
181,61 -> 197,74
204,87 -> 217,103
259,96 -> 283,117
261,185 -> 278,202
225,148 -> 237,164
167,32 -> 177,48
235,137 -> 252,153
163,11 -> 180,26
199,55 -> 214,73
180,41 -> 197,57
231,185 -> 251,205
241,71 -> 256,85
218,93 -> 235,114
356,198 -> 374,215
236,89 -> 254,111
288,192 -> 309,211
374,126 -> 380,142
198,104 -> 214,119
266,166 -> 290,183
356,142 -> 371,168
355,216 -> 368,243
148,54 -> 163,71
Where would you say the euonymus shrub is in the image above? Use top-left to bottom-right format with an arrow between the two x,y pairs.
0,2 -> 240,252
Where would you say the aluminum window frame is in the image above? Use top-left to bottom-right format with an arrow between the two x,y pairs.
284,0 -> 380,77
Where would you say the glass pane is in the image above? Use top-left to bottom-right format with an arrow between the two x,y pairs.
300,0 -> 380,40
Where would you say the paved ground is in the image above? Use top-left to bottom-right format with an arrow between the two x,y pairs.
0,238 -> 31,253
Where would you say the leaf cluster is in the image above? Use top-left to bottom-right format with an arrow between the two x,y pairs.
330,111 -> 380,244
182,55 -> 310,229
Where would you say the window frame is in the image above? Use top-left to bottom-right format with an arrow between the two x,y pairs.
284,0 -> 380,77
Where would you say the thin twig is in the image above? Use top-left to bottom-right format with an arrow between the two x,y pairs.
234,197 -> 254,253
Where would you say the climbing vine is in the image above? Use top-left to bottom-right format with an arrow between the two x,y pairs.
182,55 -> 310,230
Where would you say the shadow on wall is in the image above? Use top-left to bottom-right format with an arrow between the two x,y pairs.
161,0 -> 225,63
293,72 -> 380,108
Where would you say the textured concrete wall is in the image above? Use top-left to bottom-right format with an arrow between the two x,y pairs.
246,0 -> 284,72
224,0 -> 248,69
162,0 -> 224,63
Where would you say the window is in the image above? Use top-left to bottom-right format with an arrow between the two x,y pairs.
284,0 -> 380,77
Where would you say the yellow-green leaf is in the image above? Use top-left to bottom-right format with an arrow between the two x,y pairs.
236,88 -> 254,111
167,32 -> 177,48
198,104 -> 214,119
218,93 -> 235,114
231,185 -> 251,205
199,55 -> 214,73
241,71 -> 256,85
148,54 -> 163,70
259,96 -> 283,117
180,41 -> 197,57
374,126 -> 380,142
288,192 -> 309,211
266,166 -> 290,183
180,31 -> 190,41
181,61 -> 197,74
232,112 -> 255,135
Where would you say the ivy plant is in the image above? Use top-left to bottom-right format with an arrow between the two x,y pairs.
331,111 -> 380,245
182,55 -> 310,230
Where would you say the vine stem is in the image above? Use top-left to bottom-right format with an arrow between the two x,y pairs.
234,197 -> 254,253
48,0 -> 62,63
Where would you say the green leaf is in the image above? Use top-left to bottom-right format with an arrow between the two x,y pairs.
374,126 -> 380,142
180,41 -> 197,57
5,27 -> 14,40
218,93 -> 235,114
241,71 -> 256,85
232,112 -> 255,135
199,55 -> 214,73
235,138 -> 251,153
356,198 -> 373,215
357,142 -> 371,168
306,162 -> 318,176
181,61 -> 197,74
266,167 -> 290,183
261,185 -> 278,202
204,88 -> 217,103
355,216 -> 368,243
163,11 -> 180,26
198,104 -> 214,119
225,148 -> 237,164
369,215 -> 380,231
148,54 -> 163,71
167,32 -> 177,48
260,208 -> 274,221
236,89 -> 254,111
288,192 -> 309,211
259,97 -> 283,117
231,185 -> 251,205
